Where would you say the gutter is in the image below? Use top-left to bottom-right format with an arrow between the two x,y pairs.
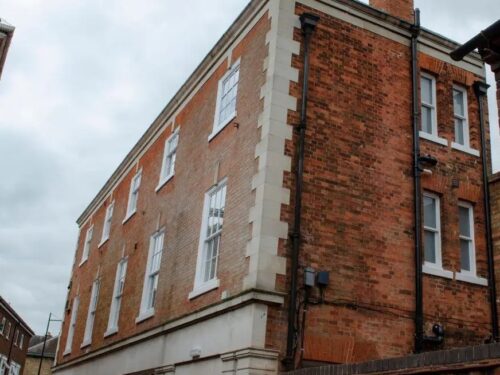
473,81 -> 499,341
410,8 -> 424,354
450,20 -> 500,61
284,12 -> 319,371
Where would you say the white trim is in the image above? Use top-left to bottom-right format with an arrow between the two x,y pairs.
103,327 -> 118,338
419,131 -> 449,147
420,73 -> 440,138
137,229 -> 165,320
458,201 -> 477,275
452,85 -> 471,149
208,59 -> 240,141
455,272 -> 488,286
135,309 -> 155,324
423,192 -> 444,269
157,129 -> 179,191
124,170 -> 142,222
451,142 -> 480,157
82,279 -> 100,347
63,296 -> 79,355
422,264 -> 454,279
190,179 -> 227,297
155,173 -> 175,193
188,278 -> 220,300
79,226 -> 94,266
106,258 -> 128,335
99,201 -> 115,247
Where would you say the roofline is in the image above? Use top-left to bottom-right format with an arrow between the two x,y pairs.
0,295 -> 34,336
75,0 -> 485,227
0,20 -> 15,80
451,19 -> 500,61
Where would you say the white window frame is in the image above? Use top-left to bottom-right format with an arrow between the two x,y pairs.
79,226 -> 94,266
156,129 -> 179,192
105,258 -> 128,337
0,355 -> 7,375
208,59 -> 240,141
419,73 -> 448,147
81,280 -> 100,348
137,230 -> 165,323
5,322 -> 11,339
124,170 -> 142,223
0,317 -> 5,336
189,179 -> 227,299
451,85 -> 480,156
456,201 -> 487,286
8,361 -> 20,375
13,330 -> 18,347
422,192 -> 453,279
18,334 -> 23,349
99,201 -> 114,247
63,296 -> 79,355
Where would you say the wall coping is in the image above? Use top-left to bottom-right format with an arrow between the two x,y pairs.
283,343 -> 500,375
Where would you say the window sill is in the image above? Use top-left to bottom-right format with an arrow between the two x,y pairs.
79,259 -> 88,268
122,211 -> 136,225
189,278 -> 220,300
208,113 -> 236,142
98,238 -> 109,249
155,174 -> 174,193
62,349 -> 71,357
419,131 -> 448,147
422,265 -> 453,279
104,327 -> 118,338
80,340 -> 91,349
135,309 -> 155,324
451,142 -> 480,157
455,272 -> 488,286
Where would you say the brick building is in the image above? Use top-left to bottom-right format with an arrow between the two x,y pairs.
0,296 -> 34,375
0,18 -> 14,80
53,1 -> 497,374
25,336 -> 57,375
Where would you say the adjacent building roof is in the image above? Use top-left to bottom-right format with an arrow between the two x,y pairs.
0,295 -> 34,336
0,18 -> 15,80
27,336 -> 59,359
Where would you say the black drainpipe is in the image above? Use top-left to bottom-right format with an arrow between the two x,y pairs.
411,8 -> 424,354
474,81 -> 499,341
285,12 -> 319,370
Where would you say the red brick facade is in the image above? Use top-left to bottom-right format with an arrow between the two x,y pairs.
267,0 -> 493,366
54,1 -> 495,374
0,296 -> 34,375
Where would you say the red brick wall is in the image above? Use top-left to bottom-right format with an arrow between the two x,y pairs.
0,308 -> 32,375
56,12 -> 269,365
265,2 -> 492,366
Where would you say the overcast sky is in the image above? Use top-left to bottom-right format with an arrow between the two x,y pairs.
0,0 -> 498,335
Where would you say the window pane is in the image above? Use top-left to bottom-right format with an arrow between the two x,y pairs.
423,196 -> 437,229
421,106 -> 433,134
455,118 -> 465,145
460,239 -> 471,272
453,89 -> 464,116
421,77 -> 432,104
424,230 -> 436,264
459,206 -> 471,237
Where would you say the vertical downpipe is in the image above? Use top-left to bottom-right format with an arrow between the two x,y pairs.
411,8 -> 424,353
474,81 -> 499,341
285,12 -> 319,370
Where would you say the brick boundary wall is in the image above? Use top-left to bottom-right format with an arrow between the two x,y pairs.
282,343 -> 500,375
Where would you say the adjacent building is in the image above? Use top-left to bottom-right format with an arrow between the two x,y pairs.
0,18 -> 14,80
0,296 -> 34,375
54,1 -> 497,374
25,335 -> 58,375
